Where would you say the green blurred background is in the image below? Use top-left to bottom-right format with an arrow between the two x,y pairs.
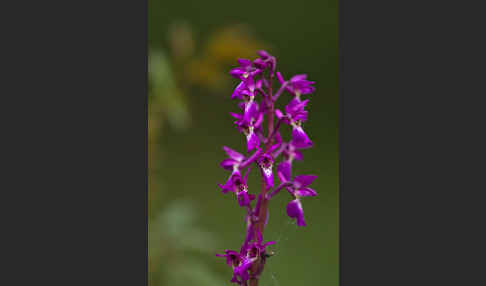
148,0 -> 338,285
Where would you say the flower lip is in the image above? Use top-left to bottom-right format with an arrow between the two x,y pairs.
286,199 -> 306,226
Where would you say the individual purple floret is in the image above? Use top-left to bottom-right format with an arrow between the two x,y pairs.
230,58 -> 263,80
283,175 -> 318,226
217,50 -> 318,286
276,73 -> 316,99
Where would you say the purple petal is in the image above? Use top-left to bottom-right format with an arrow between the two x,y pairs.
268,141 -> 280,154
290,74 -> 308,82
220,158 -> 238,171
286,99 -> 309,120
254,111 -> 264,128
243,101 -> 259,123
257,50 -> 271,59
263,240 -> 276,247
218,176 -> 233,194
217,250 -> 240,267
231,81 -> 245,99
262,166 -> 273,189
246,131 -> 260,152
234,257 -> 252,282
286,97 -> 302,110
237,190 -> 251,207
291,126 -> 313,149
294,175 -> 317,188
219,170 -> 241,193
296,187 -> 317,197
293,111 -> 308,122
238,58 -> 252,67
253,58 -> 267,69
275,109 -> 284,120
223,146 -> 245,161
256,78 -> 263,89
293,149 -> 304,160
276,71 -> 285,84
286,199 -> 306,226
243,75 -> 256,91
277,160 -> 291,183
229,68 -> 245,79
229,112 -> 242,120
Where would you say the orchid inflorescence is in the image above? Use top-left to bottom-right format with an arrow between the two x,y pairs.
216,50 -> 317,286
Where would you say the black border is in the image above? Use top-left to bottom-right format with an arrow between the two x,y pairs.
340,0 -> 485,285
12,1 -> 149,284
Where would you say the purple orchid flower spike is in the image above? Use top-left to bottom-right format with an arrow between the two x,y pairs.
218,51 -> 319,285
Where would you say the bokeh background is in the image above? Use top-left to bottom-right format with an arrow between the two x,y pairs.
148,1 -> 338,285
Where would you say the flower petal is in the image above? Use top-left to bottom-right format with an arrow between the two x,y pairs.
220,158 -> 238,171
218,170 -> 241,193
223,146 -> 245,162
231,81 -> 245,99
277,160 -> 291,183
246,131 -> 260,152
257,50 -> 271,59
229,68 -> 245,79
243,101 -> 259,123
296,187 -> 317,197
229,112 -> 242,120
238,58 -> 252,67
290,74 -> 308,82
286,199 -> 306,226
262,166 -> 273,189
291,125 -> 313,149
253,58 -> 267,69
218,179 -> 232,194
254,111 -> 264,128
263,240 -> 276,247
235,257 -> 252,282
294,175 -> 317,188
293,149 -> 304,160
237,190 -> 251,207
276,71 -> 285,84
